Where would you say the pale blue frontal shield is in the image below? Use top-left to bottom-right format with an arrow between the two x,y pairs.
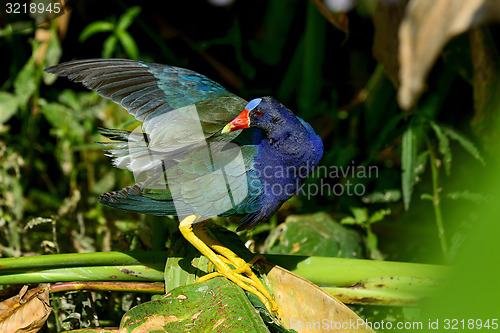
127,104 -> 248,222
245,98 -> 262,111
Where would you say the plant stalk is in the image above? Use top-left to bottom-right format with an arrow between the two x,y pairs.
0,252 -> 449,306
426,139 -> 449,262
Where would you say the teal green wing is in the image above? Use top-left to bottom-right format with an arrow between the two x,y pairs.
45,59 -> 260,219
45,58 -> 247,137
98,129 -> 264,218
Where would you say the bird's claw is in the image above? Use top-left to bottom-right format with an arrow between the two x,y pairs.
179,216 -> 282,318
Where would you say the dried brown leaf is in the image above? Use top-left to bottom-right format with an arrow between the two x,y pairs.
56,2 -> 72,40
469,27 -> 500,153
0,285 -> 52,333
398,0 -> 500,110
310,0 -> 349,35
264,263 -> 375,333
372,0 -> 408,87
62,328 -> 120,332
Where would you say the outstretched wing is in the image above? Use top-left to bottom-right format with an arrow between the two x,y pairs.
46,58 -> 249,173
45,59 -> 262,221
45,58 -> 247,137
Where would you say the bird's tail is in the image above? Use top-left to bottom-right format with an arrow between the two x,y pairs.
98,183 -> 183,216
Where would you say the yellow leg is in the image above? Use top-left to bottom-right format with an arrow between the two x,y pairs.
207,253 -> 265,277
179,215 -> 282,317
193,222 -> 279,312
207,254 -> 235,273
179,215 -> 271,310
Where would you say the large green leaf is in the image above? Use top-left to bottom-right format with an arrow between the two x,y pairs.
120,277 -> 269,333
266,212 -> 364,258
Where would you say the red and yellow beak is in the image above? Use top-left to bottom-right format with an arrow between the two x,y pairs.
221,109 -> 250,133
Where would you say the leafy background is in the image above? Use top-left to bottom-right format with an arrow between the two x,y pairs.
1,0 -> 499,331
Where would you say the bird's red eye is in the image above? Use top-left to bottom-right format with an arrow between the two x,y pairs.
255,111 -> 263,117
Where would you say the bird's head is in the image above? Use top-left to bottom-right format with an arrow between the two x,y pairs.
221,96 -> 298,135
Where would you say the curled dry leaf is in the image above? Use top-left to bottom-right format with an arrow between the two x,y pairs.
0,284 -> 52,333
398,0 -> 500,110
469,27 -> 500,152
372,0 -> 408,88
263,263 -> 375,333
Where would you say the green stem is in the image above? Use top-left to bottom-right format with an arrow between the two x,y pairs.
50,292 -> 63,332
426,139 -> 449,262
265,254 -> 448,286
0,252 -> 449,306
50,281 -> 164,294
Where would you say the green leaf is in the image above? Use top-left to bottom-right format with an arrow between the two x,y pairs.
249,0 -> 298,67
350,207 -> 368,223
43,32 -> 62,85
420,193 -> 433,201
443,127 -> 485,165
446,191 -> 489,204
40,102 -> 85,140
340,206 -> 390,260
163,234 -> 209,291
267,212 -> 364,258
0,92 -> 19,124
367,209 -> 391,224
120,277 -> 269,332
58,89 -> 81,112
79,21 -> 114,42
362,189 -> 401,203
91,170 -> 116,195
298,2 -> 326,116
339,216 -> 356,225
0,24 -> 14,38
414,150 -> 429,183
365,229 -> 383,260
14,57 -> 36,106
117,6 -> 141,31
116,30 -> 139,59
430,121 -> 452,175
401,125 -> 419,210
253,305 -> 294,333
102,35 -> 118,58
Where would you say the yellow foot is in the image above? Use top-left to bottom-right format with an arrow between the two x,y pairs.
179,215 -> 282,318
